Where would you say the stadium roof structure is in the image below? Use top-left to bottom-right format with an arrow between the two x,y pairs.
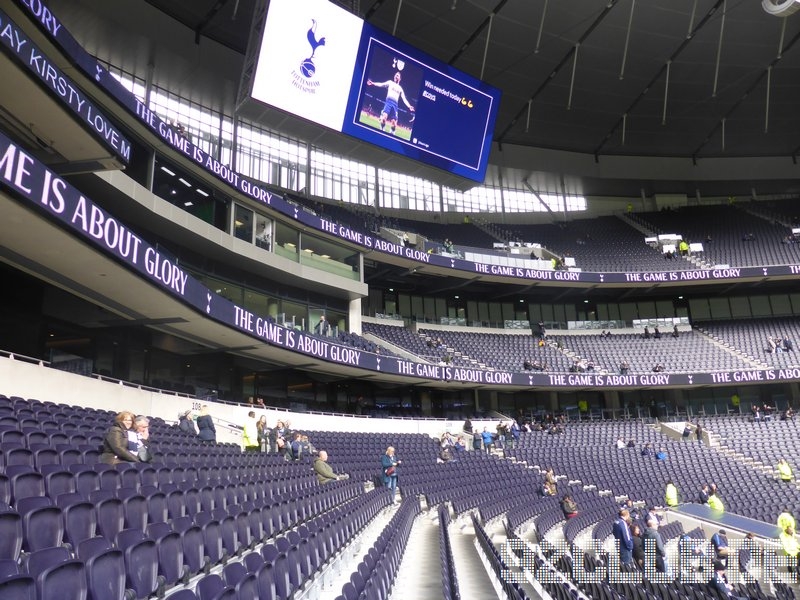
132,0 -> 800,196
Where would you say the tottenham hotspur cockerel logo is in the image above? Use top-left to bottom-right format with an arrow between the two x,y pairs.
300,19 -> 326,79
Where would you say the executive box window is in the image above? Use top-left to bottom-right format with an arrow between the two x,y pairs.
153,157 -> 227,230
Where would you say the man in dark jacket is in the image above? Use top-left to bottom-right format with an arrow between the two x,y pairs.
612,509 -> 634,567
642,515 -> 669,575
178,410 -> 197,435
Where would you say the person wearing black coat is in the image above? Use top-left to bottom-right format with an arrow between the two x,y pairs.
100,411 -> 141,465
196,405 -> 216,442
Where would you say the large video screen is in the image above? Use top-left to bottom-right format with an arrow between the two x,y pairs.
250,0 -> 501,183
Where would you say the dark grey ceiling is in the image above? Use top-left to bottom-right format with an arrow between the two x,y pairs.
143,0 -> 800,160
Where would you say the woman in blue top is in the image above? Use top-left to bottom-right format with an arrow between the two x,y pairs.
382,446 -> 401,503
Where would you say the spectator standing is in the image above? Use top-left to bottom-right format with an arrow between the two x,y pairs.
256,416 -> 270,452
481,427 -> 495,453
382,446 -> 401,503
315,315 -> 332,336
778,509 -> 796,533
242,411 -> 259,452
780,525 -> 800,573
196,405 -> 216,443
472,431 -> 482,451
708,488 -> 725,512
777,458 -> 794,482
642,515 -> 669,575
612,509 -> 634,567
665,480 -> 679,506
631,524 -> 645,569
711,529 -> 729,567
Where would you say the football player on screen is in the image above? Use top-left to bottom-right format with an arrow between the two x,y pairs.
367,71 -> 415,135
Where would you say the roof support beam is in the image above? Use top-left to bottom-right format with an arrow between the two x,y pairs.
661,61 -> 671,126
448,0 -> 509,66
567,43 -> 579,111
693,26 -> 800,157
711,0 -> 727,98
594,0 -> 725,156
498,1 -> 619,143
619,0 -> 636,80
392,0 -> 403,36
480,13 -> 494,80
535,0 -> 549,54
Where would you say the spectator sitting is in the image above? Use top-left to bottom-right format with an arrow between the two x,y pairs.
641,443 -> 655,458
616,436 -> 626,449
438,444 -> 455,463
655,448 -> 668,461
561,494 -> 579,519
100,411 -> 140,465
131,416 -> 153,463
626,439 -> 636,448
523,359 -> 533,371
619,360 -> 630,375
313,450 -> 348,484
178,410 -> 197,436
652,363 -> 665,373
453,436 -> 466,452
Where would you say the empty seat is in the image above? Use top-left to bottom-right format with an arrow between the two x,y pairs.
196,573 -> 235,600
35,559 -> 88,600
21,505 -> 64,552
0,574 -> 36,600
84,548 -> 128,600
0,511 -> 23,561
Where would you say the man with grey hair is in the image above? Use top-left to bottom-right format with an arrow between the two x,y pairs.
642,514 -> 669,575
127,415 -> 153,462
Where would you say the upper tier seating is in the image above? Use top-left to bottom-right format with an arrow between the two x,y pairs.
634,205 -> 800,267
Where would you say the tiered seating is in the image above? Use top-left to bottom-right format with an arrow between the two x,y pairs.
471,514 -> 532,600
696,317 -> 800,369
393,218 -> 499,249
506,421 -> 800,524
563,331 -> 755,374
707,415 -> 800,476
635,205 -> 800,267
334,499 -> 419,600
437,505 -> 460,600
361,322 -> 456,365
508,216 -> 691,272
0,393 -> 404,600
